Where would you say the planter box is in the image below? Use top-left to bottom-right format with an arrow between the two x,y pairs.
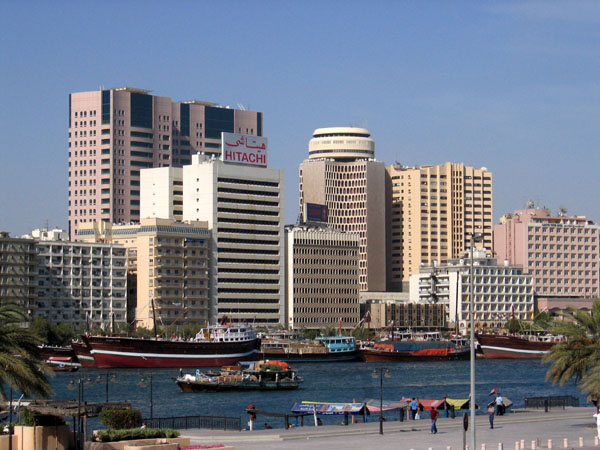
85,437 -> 190,450
12,425 -> 71,450
0,434 -> 18,450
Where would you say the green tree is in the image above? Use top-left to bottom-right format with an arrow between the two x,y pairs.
542,299 -> 600,402
0,303 -> 53,400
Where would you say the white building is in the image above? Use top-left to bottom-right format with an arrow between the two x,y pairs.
409,249 -> 534,333
31,229 -> 127,328
141,148 -> 284,326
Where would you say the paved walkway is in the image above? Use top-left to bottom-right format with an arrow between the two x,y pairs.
180,407 -> 600,450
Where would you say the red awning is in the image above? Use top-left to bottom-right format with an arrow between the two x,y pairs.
401,397 -> 446,410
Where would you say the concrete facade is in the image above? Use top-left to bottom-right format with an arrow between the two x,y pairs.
0,232 -> 38,314
299,127 -> 388,292
34,235 -> 127,328
285,225 -> 360,330
78,218 -> 210,330
387,162 -> 493,290
494,208 -> 600,298
181,154 -> 285,326
68,88 -> 262,239
409,249 -> 534,332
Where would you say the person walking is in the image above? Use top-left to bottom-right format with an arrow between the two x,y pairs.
487,403 -> 495,429
593,407 -> 600,439
410,398 -> 418,420
430,407 -> 439,434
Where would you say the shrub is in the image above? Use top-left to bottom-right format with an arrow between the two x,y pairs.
98,409 -> 142,430
94,427 -> 180,442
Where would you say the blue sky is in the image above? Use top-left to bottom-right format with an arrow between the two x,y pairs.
1,1 -> 599,235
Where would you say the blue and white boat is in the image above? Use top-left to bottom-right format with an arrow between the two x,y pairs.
261,335 -> 360,362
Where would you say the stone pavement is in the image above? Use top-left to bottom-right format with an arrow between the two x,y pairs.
179,407 -> 600,450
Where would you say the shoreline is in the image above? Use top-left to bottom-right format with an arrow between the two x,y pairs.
180,406 -> 600,449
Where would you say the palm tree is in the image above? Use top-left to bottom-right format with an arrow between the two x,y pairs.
542,298 -> 600,402
0,303 -> 53,400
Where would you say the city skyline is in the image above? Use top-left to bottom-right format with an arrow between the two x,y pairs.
2,1 -> 600,235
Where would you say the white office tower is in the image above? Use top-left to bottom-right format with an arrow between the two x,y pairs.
182,153 -> 284,326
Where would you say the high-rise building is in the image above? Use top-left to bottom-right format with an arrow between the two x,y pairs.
68,87 -> 262,239
285,225 -> 360,330
494,208 -> 600,298
409,249 -> 534,333
299,127 -> 387,292
78,218 -> 210,330
387,162 -> 493,289
141,151 -> 285,326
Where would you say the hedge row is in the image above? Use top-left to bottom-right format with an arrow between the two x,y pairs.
94,427 -> 180,442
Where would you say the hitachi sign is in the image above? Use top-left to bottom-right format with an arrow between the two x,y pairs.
221,132 -> 268,168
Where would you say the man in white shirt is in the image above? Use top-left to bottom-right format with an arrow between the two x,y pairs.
495,393 -> 504,415
593,407 -> 600,439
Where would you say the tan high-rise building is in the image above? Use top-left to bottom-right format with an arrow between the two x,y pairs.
285,225 -> 360,330
387,162 -> 493,289
68,88 -> 262,239
299,127 -> 387,292
78,218 -> 210,330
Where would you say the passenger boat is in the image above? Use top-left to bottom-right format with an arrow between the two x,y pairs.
476,333 -> 561,359
360,332 -> 469,362
38,346 -> 81,372
261,335 -> 360,362
176,360 -> 302,392
82,324 -> 261,369
71,340 -> 96,368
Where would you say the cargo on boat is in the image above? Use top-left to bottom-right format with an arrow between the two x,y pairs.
176,360 -> 302,392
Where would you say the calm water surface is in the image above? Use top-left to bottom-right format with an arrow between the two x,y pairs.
47,359 -> 587,431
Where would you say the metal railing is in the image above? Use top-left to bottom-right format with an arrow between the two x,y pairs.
524,395 -> 579,410
142,414 -> 241,431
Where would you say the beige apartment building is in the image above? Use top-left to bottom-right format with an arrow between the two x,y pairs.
299,127 -> 387,292
387,162 -> 493,290
78,218 -> 210,330
285,225 -> 360,330
68,87 -> 262,239
494,208 -> 600,298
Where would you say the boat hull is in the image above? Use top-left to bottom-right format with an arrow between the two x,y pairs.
176,380 -> 300,392
360,347 -> 469,362
71,341 -> 96,368
476,334 -> 556,359
84,335 -> 262,369
261,350 -> 361,363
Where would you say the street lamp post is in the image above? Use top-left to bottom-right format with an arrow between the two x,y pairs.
469,232 -> 483,450
139,374 -> 154,422
68,376 -> 93,450
371,368 -> 391,435
96,372 -> 119,402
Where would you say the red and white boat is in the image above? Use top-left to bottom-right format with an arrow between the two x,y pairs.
71,340 -> 96,368
82,325 -> 261,369
476,333 -> 561,359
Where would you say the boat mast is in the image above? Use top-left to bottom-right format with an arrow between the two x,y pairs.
151,296 -> 158,338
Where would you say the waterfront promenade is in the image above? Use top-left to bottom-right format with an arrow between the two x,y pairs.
180,407 -> 600,450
